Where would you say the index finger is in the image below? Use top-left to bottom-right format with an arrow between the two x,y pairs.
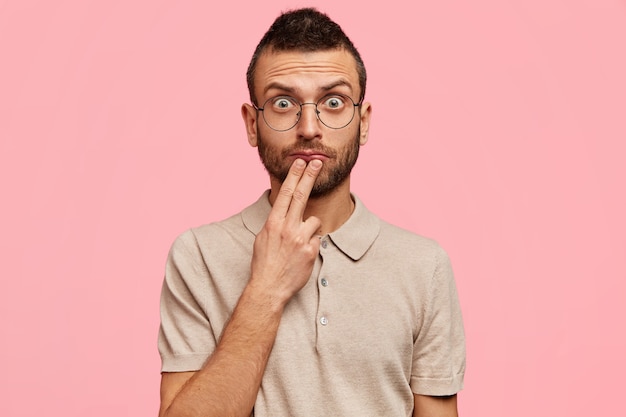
270,159 -> 322,220
284,159 -> 323,222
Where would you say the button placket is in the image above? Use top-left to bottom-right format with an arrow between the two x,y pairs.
317,236 -> 331,332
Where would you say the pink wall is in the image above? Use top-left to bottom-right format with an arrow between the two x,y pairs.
1,1 -> 625,415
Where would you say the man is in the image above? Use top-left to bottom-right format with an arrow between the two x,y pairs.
158,8 -> 465,417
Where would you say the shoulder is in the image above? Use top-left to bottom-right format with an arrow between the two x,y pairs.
168,211 -> 253,263
376,219 -> 450,265
169,190 -> 271,251
349,195 -> 450,272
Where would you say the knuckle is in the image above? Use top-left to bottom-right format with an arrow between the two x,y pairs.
278,186 -> 294,198
304,216 -> 321,229
264,218 -> 282,232
304,245 -> 318,258
284,231 -> 304,245
292,189 -> 308,203
308,215 -> 321,225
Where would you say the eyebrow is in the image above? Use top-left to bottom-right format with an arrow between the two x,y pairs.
263,80 -> 354,97
320,80 -> 353,92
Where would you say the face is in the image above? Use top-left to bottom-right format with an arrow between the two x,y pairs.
242,49 -> 371,198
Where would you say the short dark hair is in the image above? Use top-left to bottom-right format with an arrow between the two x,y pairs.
246,8 -> 367,105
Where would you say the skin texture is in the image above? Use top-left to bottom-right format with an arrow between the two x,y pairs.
158,49 -> 458,416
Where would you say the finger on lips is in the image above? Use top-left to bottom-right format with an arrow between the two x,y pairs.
272,159 -> 322,218
271,159 -> 306,217
286,159 -> 322,220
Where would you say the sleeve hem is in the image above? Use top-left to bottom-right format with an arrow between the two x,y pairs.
410,372 -> 465,396
160,353 -> 210,373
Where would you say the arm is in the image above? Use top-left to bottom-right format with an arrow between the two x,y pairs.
413,394 -> 458,417
159,159 -> 323,417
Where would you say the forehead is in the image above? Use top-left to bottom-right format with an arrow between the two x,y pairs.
254,49 -> 360,99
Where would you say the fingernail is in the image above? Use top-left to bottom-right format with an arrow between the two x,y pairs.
310,159 -> 322,169
294,159 -> 305,168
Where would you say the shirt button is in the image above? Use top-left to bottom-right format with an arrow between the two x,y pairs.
320,316 -> 328,325
321,278 -> 328,287
321,240 -> 328,249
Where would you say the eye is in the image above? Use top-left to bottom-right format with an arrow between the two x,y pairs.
270,96 -> 298,111
321,95 -> 346,110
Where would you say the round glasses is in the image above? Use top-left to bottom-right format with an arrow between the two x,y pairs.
254,94 -> 360,131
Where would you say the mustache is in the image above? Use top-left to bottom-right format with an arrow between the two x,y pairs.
280,142 -> 337,158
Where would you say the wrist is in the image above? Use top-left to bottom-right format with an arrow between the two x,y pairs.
242,279 -> 288,315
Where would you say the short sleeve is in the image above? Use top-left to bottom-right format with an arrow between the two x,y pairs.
158,230 -> 216,372
410,247 -> 466,395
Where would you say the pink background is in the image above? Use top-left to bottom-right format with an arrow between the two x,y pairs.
1,0 -> 625,415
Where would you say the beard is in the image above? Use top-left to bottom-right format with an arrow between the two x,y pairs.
257,127 -> 361,198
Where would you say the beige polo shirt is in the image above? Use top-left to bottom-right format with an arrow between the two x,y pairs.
159,191 -> 465,416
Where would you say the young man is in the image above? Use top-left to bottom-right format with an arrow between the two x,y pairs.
158,8 -> 465,417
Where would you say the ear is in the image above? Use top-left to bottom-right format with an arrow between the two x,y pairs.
358,102 -> 372,146
241,103 -> 259,147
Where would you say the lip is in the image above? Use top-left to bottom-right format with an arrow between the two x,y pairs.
290,152 -> 329,162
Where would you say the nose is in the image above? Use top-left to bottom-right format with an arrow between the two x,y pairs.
295,103 -> 322,140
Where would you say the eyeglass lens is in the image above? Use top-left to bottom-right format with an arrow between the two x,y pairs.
261,94 -> 356,131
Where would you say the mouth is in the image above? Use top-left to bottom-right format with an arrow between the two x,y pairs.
289,151 -> 330,162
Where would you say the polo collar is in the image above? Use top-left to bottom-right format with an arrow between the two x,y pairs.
241,190 -> 380,261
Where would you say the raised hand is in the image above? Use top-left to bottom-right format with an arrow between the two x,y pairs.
249,158 -> 323,307
160,158 -> 324,417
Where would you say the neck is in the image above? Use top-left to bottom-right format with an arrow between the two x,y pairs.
268,178 -> 354,235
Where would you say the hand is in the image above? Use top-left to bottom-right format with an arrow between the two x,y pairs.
249,158 -> 323,307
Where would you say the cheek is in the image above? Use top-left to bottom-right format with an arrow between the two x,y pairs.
329,125 -> 359,145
